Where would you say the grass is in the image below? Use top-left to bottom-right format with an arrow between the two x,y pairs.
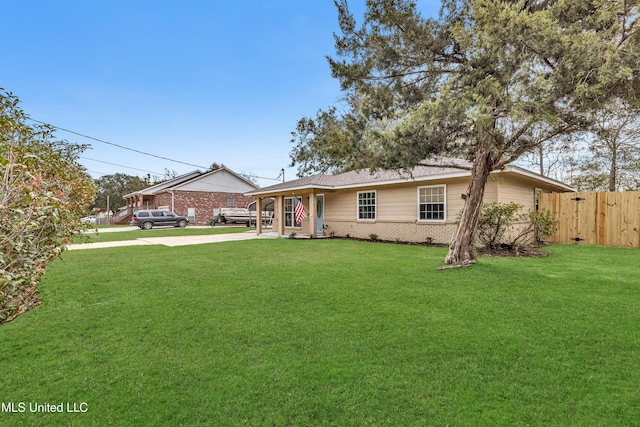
1,241 -> 639,426
74,226 -> 253,243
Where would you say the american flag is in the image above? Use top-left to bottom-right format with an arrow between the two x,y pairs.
294,197 -> 307,223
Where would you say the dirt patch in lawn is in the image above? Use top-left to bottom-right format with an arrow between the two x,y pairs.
479,244 -> 550,258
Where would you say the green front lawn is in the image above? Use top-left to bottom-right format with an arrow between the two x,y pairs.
1,241 -> 639,426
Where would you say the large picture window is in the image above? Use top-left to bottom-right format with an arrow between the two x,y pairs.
284,197 -> 302,228
357,191 -> 376,220
418,185 -> 446,221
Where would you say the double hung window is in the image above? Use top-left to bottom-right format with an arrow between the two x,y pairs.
284,197 -> 302,227
418,185 -> 446,221
357,191 -> 376,220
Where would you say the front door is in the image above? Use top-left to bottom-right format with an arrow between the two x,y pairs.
316,194 -> 324,236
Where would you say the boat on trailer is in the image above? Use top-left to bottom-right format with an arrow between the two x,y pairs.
215,198 -> 274,226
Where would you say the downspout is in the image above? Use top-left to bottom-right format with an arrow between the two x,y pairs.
169,191 -> 175,212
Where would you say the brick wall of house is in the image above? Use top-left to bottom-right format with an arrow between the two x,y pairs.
150,191 -> 255,225
153,192 -> 173,210
326,219 -> 458,244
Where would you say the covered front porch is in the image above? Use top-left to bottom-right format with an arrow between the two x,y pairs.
253,191 -> 326,238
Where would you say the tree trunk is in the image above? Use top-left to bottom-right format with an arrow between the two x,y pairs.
444,139 -> 495,265
539,145 -> 544,176
609,151 -> 617,192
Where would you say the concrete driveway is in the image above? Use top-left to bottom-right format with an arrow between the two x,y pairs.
67,229 -> 278,250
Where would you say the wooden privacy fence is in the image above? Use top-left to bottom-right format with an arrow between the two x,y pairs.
538,191 -> 640,248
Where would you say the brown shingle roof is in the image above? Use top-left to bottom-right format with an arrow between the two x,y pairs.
248,158 -> 474,195
248,157 -> 575,195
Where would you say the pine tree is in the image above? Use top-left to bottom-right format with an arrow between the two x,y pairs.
290,0 -> 640,265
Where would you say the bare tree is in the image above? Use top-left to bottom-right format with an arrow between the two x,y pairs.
587,99 -> 640,191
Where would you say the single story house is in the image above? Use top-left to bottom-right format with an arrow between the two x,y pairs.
124,167 -> 258,225
246,159 -> 574,244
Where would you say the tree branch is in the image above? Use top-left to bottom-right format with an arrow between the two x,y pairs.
416,161 -> 472,170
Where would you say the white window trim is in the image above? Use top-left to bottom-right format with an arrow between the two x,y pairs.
356,190 -> 377,221
417,184 -> 447,223
284,196 -> 302,228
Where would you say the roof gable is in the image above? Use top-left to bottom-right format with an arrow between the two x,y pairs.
125,170 -> 203,197
173,167 -> 259,193
125,167 -> 259,198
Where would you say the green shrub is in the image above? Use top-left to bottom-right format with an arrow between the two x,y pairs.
529,208 -> 560,244
478,202 -> 524,249
0,90 -> 95,323
477,202 -> 558,250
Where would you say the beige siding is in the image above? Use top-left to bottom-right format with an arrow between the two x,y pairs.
325,179 -> 471,224
484,175 -> 499,203
377,183 -> 416,222
496,175 -> 537,211
321,178 -> 470,244
443,178 -> 470,221
325,189 -> 358,222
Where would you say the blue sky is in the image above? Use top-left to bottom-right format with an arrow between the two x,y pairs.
2,1 -> 439,187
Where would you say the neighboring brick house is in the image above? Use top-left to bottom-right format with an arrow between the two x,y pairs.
124,167 -> 258,225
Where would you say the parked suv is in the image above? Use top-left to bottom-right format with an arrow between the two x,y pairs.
131,210 -> 189,230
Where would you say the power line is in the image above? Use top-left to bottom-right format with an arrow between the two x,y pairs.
28,118 -> 208,169
87,170 -> 110,176
28,117 -> 287,184
246,169 -> 285,182
241,174 -> 282,182
80,156 -> 164,175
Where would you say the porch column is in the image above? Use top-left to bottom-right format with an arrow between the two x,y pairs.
256,197 -> 263,235
308,192 -> 317,237
276,195 -> 285,237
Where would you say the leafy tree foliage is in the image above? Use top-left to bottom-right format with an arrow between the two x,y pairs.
1,90 -> 96,323
209,162 -> 225,171
92,173 -> 148,211
147,169 -> 178,185
163,168 -> 178,180
290,0 -> 640,265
